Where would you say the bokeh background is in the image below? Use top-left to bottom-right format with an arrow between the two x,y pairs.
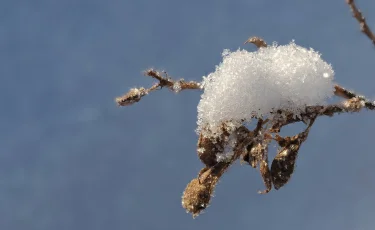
1,0 -> 375,229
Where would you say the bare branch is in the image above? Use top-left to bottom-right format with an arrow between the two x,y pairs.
346,0 -> 375,46
334,85 -> 375,110
115,69 -> 201,106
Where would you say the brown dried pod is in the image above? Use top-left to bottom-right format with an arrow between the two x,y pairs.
271,117 -> 316,190
182,166 -> 222,218
271,144 -> 299,190
184,126 -> 252,217
259,158 -> 272,194
181,178 -> 212,217
241,133 -> 273,193
115,87 -> 147,106
255,141 -> 272,194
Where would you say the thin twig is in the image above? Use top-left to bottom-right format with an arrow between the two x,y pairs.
346,0 -> 375,46
116,69 -> 201,106
334,85 -> 375,109
270,86 -> 374,132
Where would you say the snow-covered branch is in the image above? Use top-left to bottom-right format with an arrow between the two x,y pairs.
117,35 -> 374,218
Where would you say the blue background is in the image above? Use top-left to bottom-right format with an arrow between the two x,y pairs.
1,0 -> 375,229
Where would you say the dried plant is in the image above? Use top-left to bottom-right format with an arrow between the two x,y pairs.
116,1 -> 375,218
347,0 -> 375,46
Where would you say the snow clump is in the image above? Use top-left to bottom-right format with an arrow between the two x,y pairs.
197,41 -> 335,137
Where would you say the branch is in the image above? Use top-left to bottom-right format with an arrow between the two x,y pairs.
334,85 -> 375,109
270,86 -> 374,133
118,35 -> 375,217
115,69 -> 201,106
346,0 -> 375,46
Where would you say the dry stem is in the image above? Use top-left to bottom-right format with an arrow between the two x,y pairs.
347,0 -> 375,46
116,69 -> 201,106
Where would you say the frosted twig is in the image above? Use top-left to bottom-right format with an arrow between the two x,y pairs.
334,85 -> 375,110
116,69 -> 201,106
346,0 -> 375,46
270,86 -> 374,132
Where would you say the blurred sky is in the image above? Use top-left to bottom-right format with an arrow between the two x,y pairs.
1,0 -> 375,229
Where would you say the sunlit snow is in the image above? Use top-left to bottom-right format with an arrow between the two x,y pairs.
197,41 -> 334,136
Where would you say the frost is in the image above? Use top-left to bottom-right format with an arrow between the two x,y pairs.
216,133 -> 237,162
197,147 -> 205,154
197,41 -> 335,136
173,81 -> 182,93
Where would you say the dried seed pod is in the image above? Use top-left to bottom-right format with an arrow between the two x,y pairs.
256,141 -> 272,194
271,144 -> 299,190
182,178 -> 212,217
271,117 -> 316,190
115,87 -> 147,106
259,159 -> 272,194
184,125 -> 254,217
182,166 -> 222,218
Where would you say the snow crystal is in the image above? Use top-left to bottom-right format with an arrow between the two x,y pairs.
216,132 -> 237,162
173,81 -> 182,93
197,41 -> 335,136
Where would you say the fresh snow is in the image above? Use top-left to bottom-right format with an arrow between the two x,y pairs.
197,41 -> 335,137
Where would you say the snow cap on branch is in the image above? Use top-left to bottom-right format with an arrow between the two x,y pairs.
197,41 -> 335,136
